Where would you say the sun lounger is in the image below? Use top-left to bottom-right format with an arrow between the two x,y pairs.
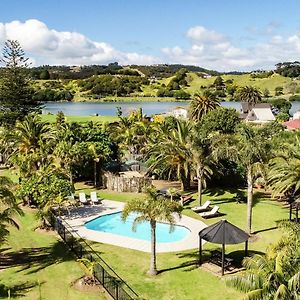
199,206 -> 220,218
90,191 -> 101,205
79,192 -> 90,205
191,201 -> 211,212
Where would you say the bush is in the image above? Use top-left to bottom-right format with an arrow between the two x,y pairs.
289,94 -> 300,102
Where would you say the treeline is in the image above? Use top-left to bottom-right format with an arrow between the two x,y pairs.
132,64 -> 219,78
77,75 -> 149,97
275,61 -> 300,78
29,62 -> 140,80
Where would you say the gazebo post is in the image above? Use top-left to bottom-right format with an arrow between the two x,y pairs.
199,236 -> 202,265
222,243 -> 225,276
245,240 -> 248,256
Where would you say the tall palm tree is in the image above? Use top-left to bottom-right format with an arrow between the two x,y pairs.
226,221 -> 300,299
268,135 -> 300,199
189,91 -> 219,122
212,124 -> 271,234
121,186 -> 182,275
146,119 -> 192,191
7,114 -> 53,177
238,86 -> 262,108
188,126 -> 213,206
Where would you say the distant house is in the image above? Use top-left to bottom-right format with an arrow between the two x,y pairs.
293,111 -> 300,120
171,107 -> 188,119
240,102 -> 275,123
283,119 -> 300,130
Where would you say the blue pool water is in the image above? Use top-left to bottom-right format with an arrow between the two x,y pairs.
85,212 -> 190,243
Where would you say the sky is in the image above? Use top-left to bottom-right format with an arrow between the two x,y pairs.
1,0 -> 300,71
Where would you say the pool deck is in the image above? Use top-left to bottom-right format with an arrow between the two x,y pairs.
62,199 -> 207,253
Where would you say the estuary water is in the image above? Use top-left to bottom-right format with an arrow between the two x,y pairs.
42,101 -> 300,116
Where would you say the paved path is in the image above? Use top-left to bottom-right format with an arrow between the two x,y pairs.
62,200 -> 207,253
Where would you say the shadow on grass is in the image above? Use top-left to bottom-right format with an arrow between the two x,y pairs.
0,281 -> 42,298
158,250 -> 201,274
0,240 -> 75,275
252,226 -> 278,234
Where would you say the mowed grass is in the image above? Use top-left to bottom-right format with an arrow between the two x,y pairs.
40,114 -> 118,123
75,185 -> 287,300
0,210 -> 107,300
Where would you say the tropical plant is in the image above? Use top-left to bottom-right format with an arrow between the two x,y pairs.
226,221 -> 300,299
268,135 -> 300,200
212,124 -> 272,233
189,91 -> 220,122
0,176 -> 23,244
237,86 -> 262,108
121,186 -> 182,275
146,119 -> 192,191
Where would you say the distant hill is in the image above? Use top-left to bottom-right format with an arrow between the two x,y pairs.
24,62 -> 300,102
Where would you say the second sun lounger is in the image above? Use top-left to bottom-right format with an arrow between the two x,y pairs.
199,205 -> 220,218
90,191 -> 102,205
191,200 -> 211,212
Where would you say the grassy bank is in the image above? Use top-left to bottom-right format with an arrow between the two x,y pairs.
40,114 -> 118,123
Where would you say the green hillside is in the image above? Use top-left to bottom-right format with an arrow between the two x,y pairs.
32,71 -> 300,101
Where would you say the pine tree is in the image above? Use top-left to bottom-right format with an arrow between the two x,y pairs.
0,40 -> 41,125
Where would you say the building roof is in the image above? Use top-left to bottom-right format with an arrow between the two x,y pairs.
246,107 -> 275,122
199,219 -> 249,245
283,119 -> 300,130
240,102 -> 271,114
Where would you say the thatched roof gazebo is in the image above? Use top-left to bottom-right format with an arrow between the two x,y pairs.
199,219 -> 249,275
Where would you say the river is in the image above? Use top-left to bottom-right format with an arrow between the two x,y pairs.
42,101 -> 300,116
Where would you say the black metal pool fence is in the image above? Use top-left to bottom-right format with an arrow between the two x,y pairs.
48,211 -> 139,300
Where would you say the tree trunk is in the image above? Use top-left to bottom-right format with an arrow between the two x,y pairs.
94,160 -> 97,187
180,168 -> 190,191
246,166 -> 253,234
148,220 -> 157,276
197,167 -> 203,206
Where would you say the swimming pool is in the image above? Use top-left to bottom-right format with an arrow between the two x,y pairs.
85,212 -> 190,243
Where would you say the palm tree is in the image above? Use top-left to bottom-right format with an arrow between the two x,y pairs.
188,126 -> 213,206
121,186 -> 182,275
268,135 -> 300,199
0,176 -> 22,244
189,91 -> 219,122
7,114 -> 53,177
212,124 -> 271,234
238,86 -> 262,108
226,221 -> 300,299
146,119 -> 192,191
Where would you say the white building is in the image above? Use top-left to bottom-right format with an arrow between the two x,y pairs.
171,107 -> 188,119
293,111 -> 300,120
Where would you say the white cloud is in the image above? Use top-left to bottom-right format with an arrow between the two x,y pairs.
0,19 -> 160,66
186,26 -> 226,44
161,25 -> 300,71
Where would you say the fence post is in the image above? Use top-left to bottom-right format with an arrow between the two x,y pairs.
63,226 -> 66,241
116,283 -> 119,300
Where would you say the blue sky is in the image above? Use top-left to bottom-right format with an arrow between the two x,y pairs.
1,0 -> 300,71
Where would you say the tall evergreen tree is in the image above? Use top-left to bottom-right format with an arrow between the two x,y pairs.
0,40 -> 41,125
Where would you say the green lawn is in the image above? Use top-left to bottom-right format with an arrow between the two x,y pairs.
40,114 -> 118,123
0,180 -> 287,300
75,185 -> 287,300
0,210 -> 107,300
